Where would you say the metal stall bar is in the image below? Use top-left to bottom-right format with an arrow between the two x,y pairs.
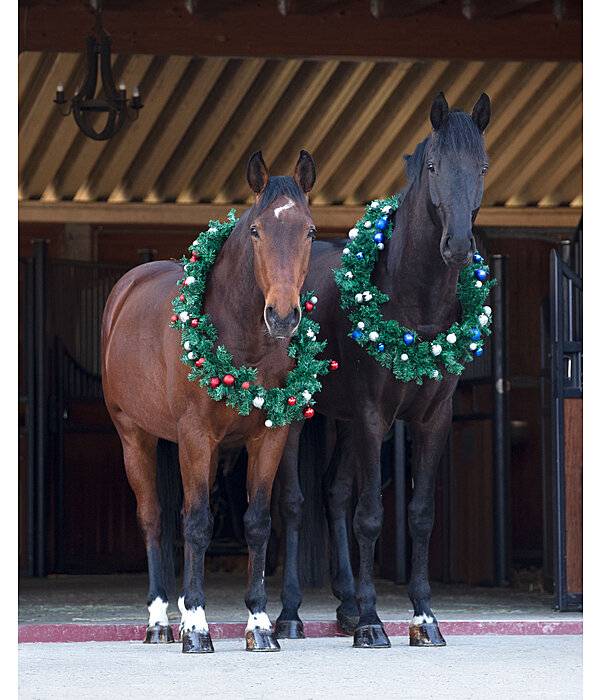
490,254 -> 511,587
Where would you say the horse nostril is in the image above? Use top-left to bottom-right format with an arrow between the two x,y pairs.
291,306 -> 301,327
265,306 -> 277,326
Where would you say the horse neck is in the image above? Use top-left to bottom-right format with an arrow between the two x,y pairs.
378,181 -> 460,335
205,211 -> 266,342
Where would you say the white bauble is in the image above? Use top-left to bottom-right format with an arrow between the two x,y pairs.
469,342 -> 477,351
431,344 -> 442,356
348,228 -> 359,240
400,353 -> 408,361
446,333 -> 457,344
357,321 -> 365,329
483,305 -> 492,316
184,276 -> 196,286
355,293 -> 364,303
179,311 -> 189,323
479,314 -> 489,326
253,396 -> 265,409
369,331 -> 379,342
265,420 -> 273,428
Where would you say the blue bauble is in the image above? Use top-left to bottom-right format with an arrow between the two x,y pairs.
403,332 -> 414,345
473,253 -> 483,263
475,347 -> 483,356
356,252 -> 364,259
377,343 -> 385,352
471,328 -> 481,340
375,217 -> 388,230
474,268 -> 487,281
373,232 -> 385,244
352,330 -> 363,341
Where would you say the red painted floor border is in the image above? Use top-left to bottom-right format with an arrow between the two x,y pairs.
18,619 -> 582,643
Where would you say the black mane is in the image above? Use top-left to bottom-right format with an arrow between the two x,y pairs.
254,175 -> 306,215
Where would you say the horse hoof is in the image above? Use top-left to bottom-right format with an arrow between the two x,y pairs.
409,622 -> 447,647
353,624 -> 391,648
181,630 -> 215,653
336,611 -> 359,636
143,623 -> 175,644
275,619 -> 305,639
246,628 -> 281,652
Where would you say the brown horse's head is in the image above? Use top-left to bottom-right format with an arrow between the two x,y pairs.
246,150 -> 316,339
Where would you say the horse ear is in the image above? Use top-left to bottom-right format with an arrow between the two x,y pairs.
430,91 -> 449,131
294,150 -> 316,194
247,150 -> 269,195
472,93 -> 491,133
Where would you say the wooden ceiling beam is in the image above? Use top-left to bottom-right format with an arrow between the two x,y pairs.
19,1 -> 582,61
277,0 -> 344,15
462,0 -> 543,21
190,59 -> 303,203
370,0 -> 443,19
18,200 -> 583,229
123,57 -> 229,202
310,62 -> 412,203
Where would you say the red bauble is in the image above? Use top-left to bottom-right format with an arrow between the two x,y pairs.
195,358 -> 205,367
209,377 -> 220,388
303,406 -> 315,419
190,256 -> 197,263
170,314 -> 178,323
223,374 -> 235,386
241,381 -> 250,390
287,396 -> 297,406
304,301 -> 314,312
191,318 -> 199,327
330,360 -> 339,370
179,294 -> 185,301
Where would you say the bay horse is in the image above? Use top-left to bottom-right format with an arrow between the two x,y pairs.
275,92 -> 491,647
101,150 -> 317,653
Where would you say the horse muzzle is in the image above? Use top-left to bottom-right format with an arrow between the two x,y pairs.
264,305 -> 301,339
440,231 -> 475,269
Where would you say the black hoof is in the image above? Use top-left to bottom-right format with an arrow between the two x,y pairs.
275,619 -> 305,639
353,624 -> 391,648
246,628 -> 281,652
336,610 -> 359,636
409,622 -> 447,647
181,629 -> 215,653
143,623 -> 175,644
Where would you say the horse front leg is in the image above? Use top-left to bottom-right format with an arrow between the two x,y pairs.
407,399 -> 452,647
274,420 -> 306,639
244,425 -> 291,652
351,416 -> 391,648
177,430 -> 219,653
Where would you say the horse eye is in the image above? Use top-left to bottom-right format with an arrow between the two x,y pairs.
250,226 -> 260,239
307,226 -> 316,240
482,165 -> 488,175
427,162 -> 435,173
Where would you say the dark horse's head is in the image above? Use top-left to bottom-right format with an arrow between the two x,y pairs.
422,91 -> 490,269
246,149 -> 316,339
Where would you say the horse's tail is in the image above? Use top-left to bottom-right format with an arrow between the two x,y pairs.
297,414 -> 335,588
156,439 -> 183,601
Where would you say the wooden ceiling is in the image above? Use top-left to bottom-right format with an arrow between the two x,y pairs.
18,1 -> 583,232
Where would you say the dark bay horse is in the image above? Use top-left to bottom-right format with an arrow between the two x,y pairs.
276,92 -> 491,648
101,150 -> 317,653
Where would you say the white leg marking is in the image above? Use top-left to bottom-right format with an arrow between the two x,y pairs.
147,597 -> 169,626
411,613 -> 434,626
273,197 -> 296,219
246,611 -> 273,632
178,596 -> 209,633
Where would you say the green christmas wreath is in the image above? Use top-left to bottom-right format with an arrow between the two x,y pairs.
170,210 -> 333,428
333,196 -> 496,384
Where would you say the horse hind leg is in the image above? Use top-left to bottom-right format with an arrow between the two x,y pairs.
325,421 -> 360,636
112,411 -> 174,644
